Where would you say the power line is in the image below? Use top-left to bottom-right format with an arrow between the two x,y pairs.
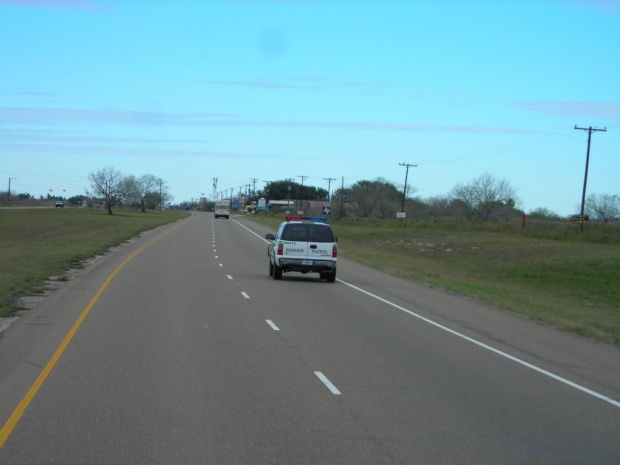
423,139 -> 585,176
422,128 -> 576,167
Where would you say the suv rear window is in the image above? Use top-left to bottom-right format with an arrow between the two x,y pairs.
281,223 -> 334,242
308,225 -> 335,242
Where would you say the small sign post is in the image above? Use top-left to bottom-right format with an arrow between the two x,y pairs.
571,215 -> 589,224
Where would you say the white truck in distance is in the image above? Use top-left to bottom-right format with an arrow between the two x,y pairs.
214,201 -> 231,219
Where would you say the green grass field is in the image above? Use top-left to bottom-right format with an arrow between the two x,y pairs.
0,208 -> 187,317
252,214 -> 620,346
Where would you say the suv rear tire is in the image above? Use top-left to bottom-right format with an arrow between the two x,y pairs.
273,264 -> 283,280
327,268 -> 336,283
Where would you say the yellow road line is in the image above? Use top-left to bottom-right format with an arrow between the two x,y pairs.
0,222 -> 182,448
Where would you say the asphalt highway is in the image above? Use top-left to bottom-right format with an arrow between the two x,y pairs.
0,212 -> 618,464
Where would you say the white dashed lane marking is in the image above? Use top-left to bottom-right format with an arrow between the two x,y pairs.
314,372 -> 342,395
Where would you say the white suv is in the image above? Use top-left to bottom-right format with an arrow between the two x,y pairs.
266,217 -> 338,282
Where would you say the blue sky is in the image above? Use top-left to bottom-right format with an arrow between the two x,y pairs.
1,0 -> 618,215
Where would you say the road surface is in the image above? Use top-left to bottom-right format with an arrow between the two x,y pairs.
0,212 -> 618,464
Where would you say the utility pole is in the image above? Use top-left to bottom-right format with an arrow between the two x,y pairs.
159,178 -> 162,210
297,175 -> 308,210
251,178 -> 258,199
574,125 -> 606,230
340,176 -> 345,217
399,162 -> 417,214
8,177 -> 16,204
324,177 -> 336,202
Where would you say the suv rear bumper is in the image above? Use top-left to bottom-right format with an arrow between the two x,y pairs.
277,258 -> 336,273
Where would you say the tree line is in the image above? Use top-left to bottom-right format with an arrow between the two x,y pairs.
3,169 -> 617,222
258,172 -> 619,222
258,180 -> 328,204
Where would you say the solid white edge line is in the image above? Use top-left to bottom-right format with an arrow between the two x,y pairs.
266,320 -> 280,331
241,292 -> 250,299
232,217 -> 619,408
314,371 -> 342,395
337,278 -> 620,409
233,219 -> 271,244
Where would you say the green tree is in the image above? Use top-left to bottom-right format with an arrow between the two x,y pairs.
527,207 -> 562,221
343,178 -> 401,218
263,180 -> 327,202
67,195 -> 88,206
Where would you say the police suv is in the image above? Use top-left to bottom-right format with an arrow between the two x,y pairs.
266,217 -> 338,282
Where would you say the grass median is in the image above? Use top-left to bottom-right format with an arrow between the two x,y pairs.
0,207 -> 188,317
250,213 -> 620,346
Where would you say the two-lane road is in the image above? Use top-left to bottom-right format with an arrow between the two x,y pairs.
1,213 -> 618,464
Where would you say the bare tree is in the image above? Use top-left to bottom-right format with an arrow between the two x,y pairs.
450,172 -> 518,220
125,174 -> 160,212
88,167 -> 125,215
586,193 -> 619,223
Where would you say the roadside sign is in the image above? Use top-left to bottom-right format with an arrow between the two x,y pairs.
571,215 -> 589,224
396,212 -> 406,219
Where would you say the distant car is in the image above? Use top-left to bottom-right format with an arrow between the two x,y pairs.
55,201 -> 64,208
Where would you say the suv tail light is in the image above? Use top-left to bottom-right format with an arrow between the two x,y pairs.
277,243 -> 283,256
332,245 -> 337,258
